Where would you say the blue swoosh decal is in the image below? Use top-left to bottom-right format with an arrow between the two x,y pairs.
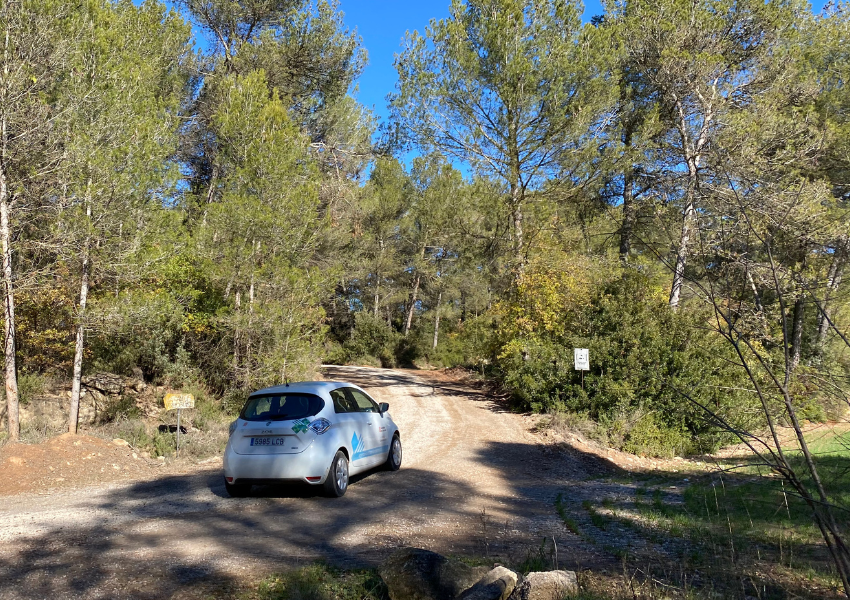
351,431 -> 388,461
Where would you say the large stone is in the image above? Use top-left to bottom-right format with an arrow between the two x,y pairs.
82,373 -> 125,395
460,566 -> 518,600
380,548 -> 491,600
507,571 -> 578,600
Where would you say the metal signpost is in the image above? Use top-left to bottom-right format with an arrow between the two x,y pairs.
164,393 -> 195,457
574,348 -> 589,389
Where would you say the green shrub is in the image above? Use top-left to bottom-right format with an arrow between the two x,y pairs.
100,395 -> 142,422
495,270 -> 752,456
114,420 -> 152,448
222,388 -> 249,416
343,312 -> 400,367
621,411 -> 691,458
17,371 -> 47,407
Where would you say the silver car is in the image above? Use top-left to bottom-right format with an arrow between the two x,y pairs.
223,381 -> 402,497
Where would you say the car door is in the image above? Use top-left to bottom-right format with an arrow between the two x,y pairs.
344,388 -> 387,469
328,387 -> 358,458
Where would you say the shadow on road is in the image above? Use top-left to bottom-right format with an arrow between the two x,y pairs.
0,464 -> 480,599
1,366 -> 636,599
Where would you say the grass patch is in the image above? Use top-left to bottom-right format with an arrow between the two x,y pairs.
247,564 -> 388,600
560,427 -> 850,599
556,493 -> 581,535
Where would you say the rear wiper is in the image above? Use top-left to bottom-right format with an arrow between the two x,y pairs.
267,414 -> 292,421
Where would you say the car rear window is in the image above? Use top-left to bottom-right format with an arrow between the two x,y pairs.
240,393 -> 325,422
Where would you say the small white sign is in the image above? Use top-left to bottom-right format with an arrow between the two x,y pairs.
574,348 -> 589,371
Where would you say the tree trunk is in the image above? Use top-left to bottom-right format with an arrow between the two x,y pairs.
747,269 -> 764,314
791,298 -> 803,371
790,296 -> 804,372
233,289 -> 241,380
0,162 -> 18,441
432,291 -> 442,350
0,23 -> 19,440
460,290 -> 466,323
403,272 -> 421,337
69,187 -> 92,434
669,166 -> 698,309
619,167 -> 635,261
817,239 -> 846,349
510,181 -> 523,275
508,104 -> 523,277
246,276 -> 254,385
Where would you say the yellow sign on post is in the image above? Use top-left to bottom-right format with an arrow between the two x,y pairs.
164,393 -> 195,457
164,393 -> 195,410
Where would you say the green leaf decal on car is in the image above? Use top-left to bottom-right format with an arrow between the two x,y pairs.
291,418 -> 311,433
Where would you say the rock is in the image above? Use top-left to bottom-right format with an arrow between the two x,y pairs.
130,379 -> 147,392
460,566 -> 518,600
82,373 -> 124,395
112,438 -> 130,447
508,571 -> 578,600
380,548 -> 491,600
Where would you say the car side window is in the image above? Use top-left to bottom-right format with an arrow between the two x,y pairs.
329,389 -> 354,414
347,389 -> 378,413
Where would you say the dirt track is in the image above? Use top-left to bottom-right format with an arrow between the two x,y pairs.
0,366 -> 617,599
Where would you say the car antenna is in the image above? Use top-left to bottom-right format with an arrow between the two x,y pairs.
285,378 -> 289,387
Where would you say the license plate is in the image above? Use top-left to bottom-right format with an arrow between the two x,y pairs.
250,437 -> 287,446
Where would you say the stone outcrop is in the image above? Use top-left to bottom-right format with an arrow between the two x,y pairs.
459,566 -> 518,600
378,548 -> 577,600
380,548 -> 491,600
507,570 -> 578,600
18,372 -> 157,429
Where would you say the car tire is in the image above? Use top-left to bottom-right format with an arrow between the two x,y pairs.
384,434 -> 402,471
324,451 -> 349,498
224,480 -> 251,497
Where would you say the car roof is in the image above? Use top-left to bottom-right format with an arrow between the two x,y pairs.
249,381 -> 355,397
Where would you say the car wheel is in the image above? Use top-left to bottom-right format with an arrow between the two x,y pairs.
225,480 -> 251,497
324,451 -> 349,497
385,434 -> 402,471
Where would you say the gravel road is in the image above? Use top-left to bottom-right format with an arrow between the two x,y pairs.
0,366 -> 615,599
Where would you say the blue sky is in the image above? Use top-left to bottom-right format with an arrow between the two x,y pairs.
339,0 -> 605,123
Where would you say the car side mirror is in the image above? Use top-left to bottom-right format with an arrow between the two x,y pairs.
379,402 -> 389,414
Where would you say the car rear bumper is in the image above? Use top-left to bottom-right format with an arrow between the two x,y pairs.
224,442 -> 333,485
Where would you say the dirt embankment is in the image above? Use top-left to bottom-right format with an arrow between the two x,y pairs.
1,433 -> 169,497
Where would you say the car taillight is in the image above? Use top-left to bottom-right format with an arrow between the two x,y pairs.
309,418 -> 331,434
228,420 -> 237,436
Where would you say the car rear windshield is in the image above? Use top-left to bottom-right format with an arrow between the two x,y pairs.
240,393 -> 325,422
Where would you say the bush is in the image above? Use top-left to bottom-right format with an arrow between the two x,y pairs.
495,270 -> 752,456
222,388 -> 249,416
100,395 -> 142,422
17,371 -> 47,407
343,312 -> 400,367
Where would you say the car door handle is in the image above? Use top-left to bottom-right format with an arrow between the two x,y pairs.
366,422 -> 372,425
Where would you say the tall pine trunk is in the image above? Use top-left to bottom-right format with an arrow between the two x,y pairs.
0,24 -> 18,440
669,163 -> 698,309
790,296 -> 804,372
817,238 -> 846,349
0,156 -> 18,441
432,291 -> 442,350
69,184 -> 92,434
403,272 -> 421,337
619,167 -> 635,261
404,245 -> 426,337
